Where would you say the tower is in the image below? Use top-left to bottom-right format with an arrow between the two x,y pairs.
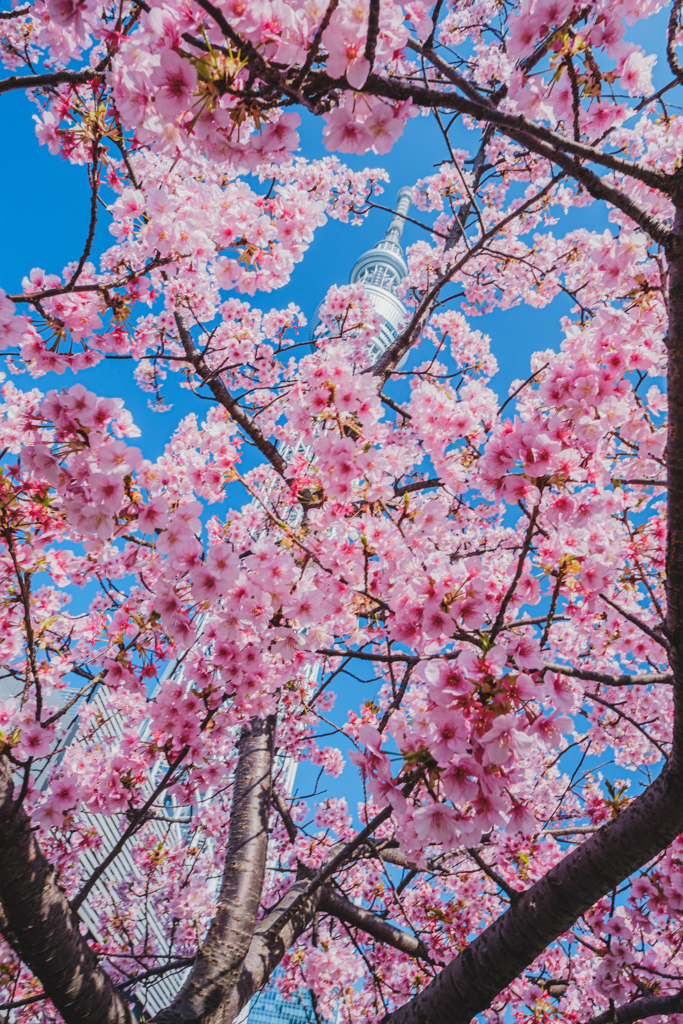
310,186 -> 412,359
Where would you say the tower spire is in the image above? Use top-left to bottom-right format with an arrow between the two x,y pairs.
349,186 -> 412,296
379,185 -> 412,251
310,186 -> 412,356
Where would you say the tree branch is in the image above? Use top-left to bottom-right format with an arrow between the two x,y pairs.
667,0 -> 683,85
490,503 -> 540,640
364,0 -> 380,69
382,763 -> 683,1024
174,312 -> 289,480
599,593 -> 670,651
361,72 -> 672,247
0,4 -> 29,17
405,41 -> 670,193
584,989 -> 683,1024
0,67 -> 102,94
466,848 -> 521,902
213,878 -> 324,1023
151,715 -> 276,1024
319,886 -> 431,960
71,743 -> 191,913
394,478 -> 442,496
543,662 -> 673,687
371,175 -> 562,383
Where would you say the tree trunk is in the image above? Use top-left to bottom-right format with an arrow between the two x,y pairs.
152,714 -> 276,1024
0,757 -> 136,1024
220,878 -> 323,1023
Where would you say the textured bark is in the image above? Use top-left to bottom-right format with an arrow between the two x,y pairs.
319,887 -> 430,959
382,766 -> 683,1024
0,757 -> 136,1024
0,67 -> 102,94
220,879 -> 323,1023
152,715 -> 276,1024
585,988 -> 683,1023
212,879 -> 429,1024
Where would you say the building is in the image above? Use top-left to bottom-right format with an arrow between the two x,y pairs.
310,185 -> 412,357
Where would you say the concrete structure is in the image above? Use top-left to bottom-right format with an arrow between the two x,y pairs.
310,185 -> 412,357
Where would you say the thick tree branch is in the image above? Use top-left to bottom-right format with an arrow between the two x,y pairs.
319,886 -> 430,959
382,763 -> 683,1024
216,879 -> 324,1023
152,715 -> 276,1024
667,0 -> 683,85
584,989 -> 683,1024
662,214 -> 683,761
364,0 -> 380,69
264,774 -> 419,950
0,67 -> 102,94
543,662 -> 673,687
361,73 -> 672,247
405,41 -> 670,193
381,200 -> 683,1024
0,5 -> 30,17
0,757 -> 136,1024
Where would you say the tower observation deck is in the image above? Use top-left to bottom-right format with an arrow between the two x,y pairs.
311,186 -> 412,360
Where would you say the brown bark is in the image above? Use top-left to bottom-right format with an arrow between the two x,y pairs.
220,879 -> 324,1023
585,989 -> 683,1024
319,887 -> 430,960
666,209 -> 683,757
0,757 -> 136,1024
152,715 -> 276,1024
0,67 -> 102,94
543,662 -> 673,686
382,766 -> 683,1023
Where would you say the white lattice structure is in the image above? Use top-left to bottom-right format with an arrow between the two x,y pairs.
310,186 -> 411,359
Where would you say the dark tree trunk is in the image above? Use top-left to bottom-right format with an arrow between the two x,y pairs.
152,715 -> 276,1024
0,757 -> 136,1024
666,209 -> 683,755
